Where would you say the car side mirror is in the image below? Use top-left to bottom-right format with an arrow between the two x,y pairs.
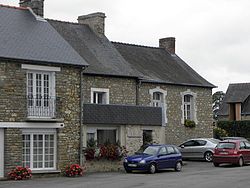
181,145 -> 185,148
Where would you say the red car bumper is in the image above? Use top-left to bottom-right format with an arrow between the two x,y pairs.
213,155 -> 240,164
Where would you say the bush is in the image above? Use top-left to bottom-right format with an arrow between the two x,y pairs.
217,120 -> 250,139
64,164 -> 84,177
213,127 -> 228,139
184,119 -> 196,128
84,144 -> 127,161
8,166 -> 32,180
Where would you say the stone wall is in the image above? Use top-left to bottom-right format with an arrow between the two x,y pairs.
125,125 -> 162,155
139,83 -> 213,145
0,61 -> 82,175
82,75 -> 137,105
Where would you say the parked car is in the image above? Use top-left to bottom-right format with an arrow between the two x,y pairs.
123,144 -> 182,174
213,140 -> 250,167
178,138 -> 220,162
221,137 -> 249,142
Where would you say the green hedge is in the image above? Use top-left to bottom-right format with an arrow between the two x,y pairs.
217,120 -> 250,139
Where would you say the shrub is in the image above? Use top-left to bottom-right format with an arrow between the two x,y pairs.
184,119 -> 196,128
84,144 -> 127,161
213,127 -> 228,139
8,166 -> 32,180
64,164 -> 84,177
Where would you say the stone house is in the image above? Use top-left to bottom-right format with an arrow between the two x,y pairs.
0,0 -> 214,178
217,83 -> 250,121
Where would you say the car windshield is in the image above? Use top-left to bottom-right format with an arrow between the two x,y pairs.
143,146 -> 160,155
217,142 -> 236,149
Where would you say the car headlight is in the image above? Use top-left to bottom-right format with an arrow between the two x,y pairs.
139,159 -> 146,164
124,158 -> 128,163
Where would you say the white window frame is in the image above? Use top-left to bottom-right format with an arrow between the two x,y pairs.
22,64 -> 59,118
22,129 -> 57,171
149,87 -> 168,126
0,129 -> 4,178
180,89 -> 197,124
86,126 -> 119,145
91,88 -> 109,104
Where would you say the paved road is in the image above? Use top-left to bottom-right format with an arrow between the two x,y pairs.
1,161 -> 250,188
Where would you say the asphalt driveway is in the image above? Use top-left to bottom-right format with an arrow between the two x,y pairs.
1,161 -> 250,188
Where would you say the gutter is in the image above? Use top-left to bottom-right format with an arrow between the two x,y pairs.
80,66 -> 86,166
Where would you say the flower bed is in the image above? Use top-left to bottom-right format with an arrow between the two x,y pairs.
84,144 -> 127,161
64,164 -> 85,177
8,166 -> 32,180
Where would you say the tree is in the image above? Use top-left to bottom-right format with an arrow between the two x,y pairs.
212,91 -> 225,120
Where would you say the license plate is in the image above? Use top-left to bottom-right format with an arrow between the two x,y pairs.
220,152 -> 228,155
128,164 -> 137,167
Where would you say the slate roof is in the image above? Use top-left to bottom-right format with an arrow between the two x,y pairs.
113,42 -> 215,88
218,83 -> 250,116
83,104 -> 162,125
0,5 -> 88,66
48,19 -> 140,77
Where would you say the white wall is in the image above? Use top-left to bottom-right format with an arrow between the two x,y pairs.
0,129 -> 4,178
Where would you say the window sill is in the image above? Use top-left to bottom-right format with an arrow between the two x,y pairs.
32,169 -> 61,174
26,118 -> 64,122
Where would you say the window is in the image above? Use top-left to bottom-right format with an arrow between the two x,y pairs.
149,87 -> 167,125
22,130 -> 56,170
143,130 -> 153,145
166,146 -> 176,154
152,92 -> 162,107
87,133 -> 95,142
91,88 -> 109,104
182,140 -> 199,147
181,90 -> 197,124
27,71 -> 55,118
158,147 -> 167,155
184,95 -> 192,120
97,130 -> 116,145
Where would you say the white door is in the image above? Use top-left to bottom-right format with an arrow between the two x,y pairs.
0,129 -> 4,178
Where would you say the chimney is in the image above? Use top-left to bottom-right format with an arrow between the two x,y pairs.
78,12 -> 106,37
159,37 -> 176,54
20,0 -> 44,17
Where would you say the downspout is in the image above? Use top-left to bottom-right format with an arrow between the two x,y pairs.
136,79 -> 142,105
80,66 -> 86,166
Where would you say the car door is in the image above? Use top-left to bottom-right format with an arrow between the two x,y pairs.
179,140 -> 200,158
239,141 -> 248,161
156,146 -> 168,169
245,142 -> 250,163
165,146 -> 179,168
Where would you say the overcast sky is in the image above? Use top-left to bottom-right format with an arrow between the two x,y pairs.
2,0 -> 250,92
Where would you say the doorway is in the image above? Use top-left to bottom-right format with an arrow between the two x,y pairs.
0,129 -> 4,178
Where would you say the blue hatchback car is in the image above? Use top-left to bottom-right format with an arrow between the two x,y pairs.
123,144 -> 182,174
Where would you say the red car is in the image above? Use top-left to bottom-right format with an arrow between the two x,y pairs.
213,140 -> 250,167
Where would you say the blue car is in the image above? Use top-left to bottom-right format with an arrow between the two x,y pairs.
123,144 -> 182,174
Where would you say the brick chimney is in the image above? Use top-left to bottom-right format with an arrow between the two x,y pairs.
19,0 -> 44,17
159,37 -> 175,54
78,12 -> 106,37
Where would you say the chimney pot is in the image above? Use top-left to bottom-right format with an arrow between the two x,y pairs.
78,12 -> 106,37
20,0 -> 44,17
159,37 -> 176,54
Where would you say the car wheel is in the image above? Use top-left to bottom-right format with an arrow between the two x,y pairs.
238,157 -> 244,167
204,151 -> 213,162
175,161 -> 182,172
213,162 -> 219,167
148,163 -> 156,174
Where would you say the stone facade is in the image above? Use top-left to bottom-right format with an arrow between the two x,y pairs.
139,83 -> 213,145
0,61 -> 82,176
1,61 -> 213,176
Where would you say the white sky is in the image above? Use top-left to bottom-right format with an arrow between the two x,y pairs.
2,0 -> 250,92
